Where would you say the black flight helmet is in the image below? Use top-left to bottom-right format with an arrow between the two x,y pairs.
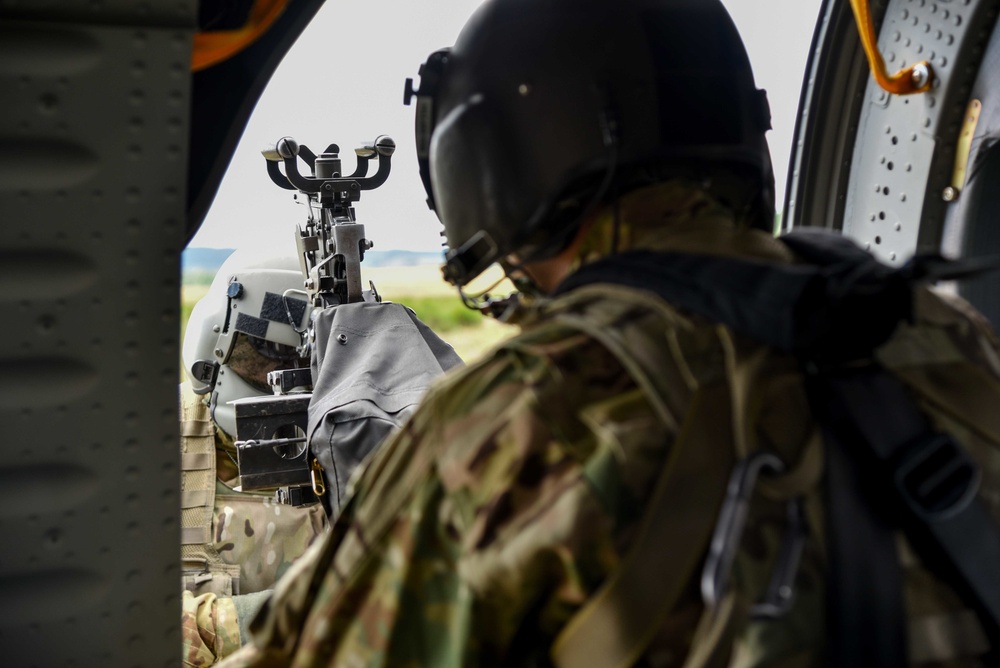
407,0 -> 775,287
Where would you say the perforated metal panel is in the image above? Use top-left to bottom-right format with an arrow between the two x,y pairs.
842,0 -> 999,264
0,3 -> 194,666
788,0 -> 1000,265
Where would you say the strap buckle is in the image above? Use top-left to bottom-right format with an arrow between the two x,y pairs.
894,433 -> 981,521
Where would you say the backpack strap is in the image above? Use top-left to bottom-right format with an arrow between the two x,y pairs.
810,364 -> 1000,663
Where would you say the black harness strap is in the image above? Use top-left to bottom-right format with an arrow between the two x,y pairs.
554,230 -> 1000,664
813,366 -> 1000,652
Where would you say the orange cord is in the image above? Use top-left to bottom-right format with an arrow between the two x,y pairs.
191,0 -> 289,72
849,0 -> 933,95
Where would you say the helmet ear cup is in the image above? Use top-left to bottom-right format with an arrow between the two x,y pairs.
209,366 -> 262,439
410,48 -> 452,213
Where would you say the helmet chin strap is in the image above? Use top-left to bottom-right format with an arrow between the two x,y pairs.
456,273 -> 511,313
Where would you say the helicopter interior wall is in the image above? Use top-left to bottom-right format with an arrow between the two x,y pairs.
0,1 -> 323,665
940,16 -> 1000,326
786,0 -> 1000,296
0,6 -> 194,666
953,145 -> 1000,324
840,0 -> 999,266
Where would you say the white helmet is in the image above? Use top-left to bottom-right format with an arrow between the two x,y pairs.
182,251 -> 311,437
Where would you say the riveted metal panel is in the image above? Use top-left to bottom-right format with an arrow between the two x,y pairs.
0,1 -> 191,26
0,5 -> 194,667
941,20 -> 1000,323
842,0 -> 1000,265
785,0 -> 888,233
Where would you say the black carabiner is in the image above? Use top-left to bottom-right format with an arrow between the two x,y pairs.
701,451 -> 809,619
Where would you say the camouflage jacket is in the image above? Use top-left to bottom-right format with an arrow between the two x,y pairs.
219,184 -> 1000,667
180,383 -> 328,666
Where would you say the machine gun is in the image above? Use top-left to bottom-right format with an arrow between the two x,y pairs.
231,135 -> 395,507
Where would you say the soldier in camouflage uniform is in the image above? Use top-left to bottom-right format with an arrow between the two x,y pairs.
180,253 -> 328,666
219,0 -> 1000,665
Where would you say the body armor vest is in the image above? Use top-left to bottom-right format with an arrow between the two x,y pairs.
180,384 -> 327,597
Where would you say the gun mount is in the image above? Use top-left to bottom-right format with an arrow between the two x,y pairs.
233,135 -> 395,507
262,136 -> 395,307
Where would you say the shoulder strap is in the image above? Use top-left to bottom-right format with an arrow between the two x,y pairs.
545,296 -> 735,668
557,230 -> 1000,364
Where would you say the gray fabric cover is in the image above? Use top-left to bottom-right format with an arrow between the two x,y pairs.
307,302 -> 463,516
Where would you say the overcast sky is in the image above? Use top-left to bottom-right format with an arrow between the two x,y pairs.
190,0 -> 824,255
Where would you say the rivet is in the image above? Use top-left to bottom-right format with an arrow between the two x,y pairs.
214,348 -> 224,357
337,334 -> 348,345
212,325 -> 220,333
518,83 -> 530,96
942,186 -> 957,201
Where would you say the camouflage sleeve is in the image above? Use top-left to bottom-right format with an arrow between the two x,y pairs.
220,328 -> 682,667
182,589 -> 243,666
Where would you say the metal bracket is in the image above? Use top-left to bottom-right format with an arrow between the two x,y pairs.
948,99 -> 983,199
